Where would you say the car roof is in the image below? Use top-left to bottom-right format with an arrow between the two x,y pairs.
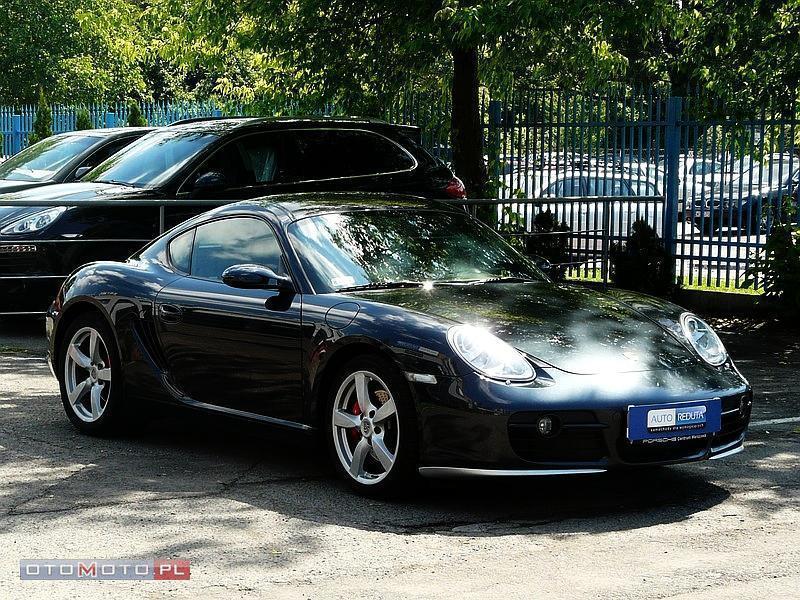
213,192 -> 459,225
165,116 -> 419,136
55,127 -> 154,139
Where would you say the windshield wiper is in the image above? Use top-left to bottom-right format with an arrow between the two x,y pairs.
461,276 -> 541,285
337,281 -> 424,293
94,179 -> 139,187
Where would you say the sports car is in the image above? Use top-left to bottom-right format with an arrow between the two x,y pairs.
46,193 -> 752,494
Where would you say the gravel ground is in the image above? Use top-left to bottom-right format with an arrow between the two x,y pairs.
0,316 -> 798,599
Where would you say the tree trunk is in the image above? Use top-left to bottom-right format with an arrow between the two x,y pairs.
450,46 -> 487,200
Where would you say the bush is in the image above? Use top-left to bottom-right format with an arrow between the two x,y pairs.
126,101 -> 147,127
610,219 -> 676,296
744,199 -> 800,314
75,109 -> 93,130
28,88 -> 52,145
524,209 -> 571,280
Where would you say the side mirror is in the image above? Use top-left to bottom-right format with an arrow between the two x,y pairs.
222,264 -> 294,291
192,171 -> 228,195
74,166 -> 92,180
532,255 -> 556,278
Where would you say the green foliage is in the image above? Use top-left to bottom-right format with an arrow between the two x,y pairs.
610,220 -> 676,296
126,101 -> 147,127
75,109 -> 93,130
744,200 -> 800,314
28,89 -> 53,146
524,210 -> 571,281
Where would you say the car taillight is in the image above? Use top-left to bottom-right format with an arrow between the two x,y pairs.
445,177 -> 466,199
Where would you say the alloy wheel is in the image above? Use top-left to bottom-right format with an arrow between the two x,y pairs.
331,370 -> 399,486
64,326 -> 112,423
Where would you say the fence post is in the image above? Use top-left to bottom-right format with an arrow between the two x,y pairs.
105,112 -> 116,128
664,96 -> 682,281
11,114 -> 22,154
487,99 -> 502,216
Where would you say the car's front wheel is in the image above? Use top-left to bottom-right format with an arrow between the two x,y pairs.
58,313 -> 125,435
326,356 -> 418,496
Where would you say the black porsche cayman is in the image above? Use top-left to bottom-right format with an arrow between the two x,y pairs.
46,193 -> 752,494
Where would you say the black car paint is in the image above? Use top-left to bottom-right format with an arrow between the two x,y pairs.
47,194 -> 751,473
0,119 -> 457,314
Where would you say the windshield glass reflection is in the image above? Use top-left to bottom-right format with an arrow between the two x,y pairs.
85,130 -> 218,188
0,134 -> 97,182
288,210 -> 545,292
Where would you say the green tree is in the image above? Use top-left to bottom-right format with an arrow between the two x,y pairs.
158,1 -> 692,197
126,101 -> 147,127
75,108 -> 93,130
28,89 -> 53,146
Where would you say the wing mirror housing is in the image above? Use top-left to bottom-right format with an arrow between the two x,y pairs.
192,171 -> 228,196
531,255 -> 555,277
74,166 -> 92,180
222,264 -> 294,291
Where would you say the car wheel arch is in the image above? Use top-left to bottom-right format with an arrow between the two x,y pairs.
309,338 -> 409,427
54,300 -> 120,380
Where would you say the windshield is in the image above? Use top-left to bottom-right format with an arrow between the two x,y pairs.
84,130 -> 218,188
288,209 -> 545,293
0,134 -> 97,182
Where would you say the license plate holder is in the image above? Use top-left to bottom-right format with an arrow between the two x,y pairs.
627,399 -> 722,442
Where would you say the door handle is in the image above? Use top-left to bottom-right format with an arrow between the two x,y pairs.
157,304 -> 183,323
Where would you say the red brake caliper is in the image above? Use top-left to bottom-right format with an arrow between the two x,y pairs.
348,398 -> 362,441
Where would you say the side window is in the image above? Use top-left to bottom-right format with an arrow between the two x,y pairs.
236,134 -> 280,183
630,181 -> 657,196
190,218 -> 284,281
168,228 -> 195,273
547,177 -> 582,197
187,142 -> 252,189
587,178 -> 630,196
187,133 -> 282,190
281,130 -> 415,181
81,138 -> 136,171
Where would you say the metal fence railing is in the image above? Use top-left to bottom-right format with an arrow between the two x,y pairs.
385,89 -> 800,292
2,88 -> 799,292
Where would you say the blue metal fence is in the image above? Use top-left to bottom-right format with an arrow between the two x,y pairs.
385,88 -> 799,291
0,101 -> 231,157
1,90 -> 797,292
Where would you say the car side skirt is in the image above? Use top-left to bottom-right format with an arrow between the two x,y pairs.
417,467 -> 607,478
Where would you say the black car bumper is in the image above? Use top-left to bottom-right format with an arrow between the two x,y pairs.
412,370 -> 752,476
0,275 -> 65,314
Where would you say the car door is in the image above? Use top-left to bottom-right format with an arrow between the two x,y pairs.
154,216 -> 304,423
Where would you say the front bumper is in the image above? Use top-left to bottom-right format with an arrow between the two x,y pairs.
0,242 -> 65,314
0,275 -> 64,314
413,368 -> 752,474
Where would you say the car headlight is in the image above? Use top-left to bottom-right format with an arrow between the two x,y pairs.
0,207 -> 67,235
447,324 -> 535,381
680,313 -> 728,366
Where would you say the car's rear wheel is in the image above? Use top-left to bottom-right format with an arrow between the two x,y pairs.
326,356 -> 418,496
58,313 -> 125,435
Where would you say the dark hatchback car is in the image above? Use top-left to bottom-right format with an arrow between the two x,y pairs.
0,128 -> 151,194
47,193 -> 751,495
0,118 -> 463,314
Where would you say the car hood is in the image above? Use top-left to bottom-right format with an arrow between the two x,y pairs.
349,282 -> 698,375
0,182 -> 145,227
0,179 -> 52,194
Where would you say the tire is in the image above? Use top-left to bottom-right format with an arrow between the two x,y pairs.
57,312 -> 127,436
325,355 -> 419,496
